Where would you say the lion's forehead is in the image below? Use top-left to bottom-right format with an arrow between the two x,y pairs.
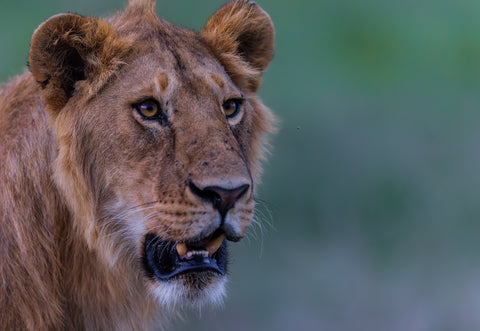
113,18 -> 237,93
151,70 -> 237,101
117,51 -> 238,108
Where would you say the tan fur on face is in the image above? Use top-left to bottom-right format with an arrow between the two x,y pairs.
156,72 -> 170,92
0,0 -> 275,329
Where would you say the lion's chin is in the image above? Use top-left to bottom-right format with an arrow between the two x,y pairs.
149,272 -> 227,309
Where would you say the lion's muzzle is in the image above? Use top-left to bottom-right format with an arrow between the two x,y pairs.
143,180 -> 251,280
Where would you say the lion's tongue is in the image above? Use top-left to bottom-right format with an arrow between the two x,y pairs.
176,234 -> 225,259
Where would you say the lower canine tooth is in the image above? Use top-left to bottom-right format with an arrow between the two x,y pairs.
206,234 -> 226,255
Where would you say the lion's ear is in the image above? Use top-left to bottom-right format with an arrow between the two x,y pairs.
201,1 -> 275,92
29,14 -> 129,112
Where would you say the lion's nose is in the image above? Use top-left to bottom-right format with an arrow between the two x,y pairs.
188,182 -> 250,218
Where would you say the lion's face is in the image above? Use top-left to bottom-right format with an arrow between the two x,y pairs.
28,0 -> 274,307
68,45 -> 257,305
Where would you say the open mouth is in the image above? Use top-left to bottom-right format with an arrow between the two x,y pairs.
142,231 -> 227,281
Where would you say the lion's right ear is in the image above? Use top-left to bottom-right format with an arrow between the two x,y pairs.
29,14 -> 130,113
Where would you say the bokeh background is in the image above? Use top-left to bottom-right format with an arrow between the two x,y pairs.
3,0 -> 480,330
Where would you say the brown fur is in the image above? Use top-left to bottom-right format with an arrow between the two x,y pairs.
0,0 -> 275,329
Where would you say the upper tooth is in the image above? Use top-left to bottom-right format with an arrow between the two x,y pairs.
176,243 -> 187,257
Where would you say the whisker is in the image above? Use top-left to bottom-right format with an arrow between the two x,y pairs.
254,198 -> 275,231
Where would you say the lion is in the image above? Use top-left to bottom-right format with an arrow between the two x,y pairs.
0,0 -> 275,329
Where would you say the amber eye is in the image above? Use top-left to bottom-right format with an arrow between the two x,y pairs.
222,99 -> 243,118
134,100 -> 160,119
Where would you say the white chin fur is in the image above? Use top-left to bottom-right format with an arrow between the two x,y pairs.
150,276 -> 227,310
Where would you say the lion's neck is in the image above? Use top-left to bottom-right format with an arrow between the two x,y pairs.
59,231 -> 160,329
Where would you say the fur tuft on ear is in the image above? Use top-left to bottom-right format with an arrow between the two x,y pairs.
29,14 -> 131,112
201,1 -> 275,92
128,0 -> 156,11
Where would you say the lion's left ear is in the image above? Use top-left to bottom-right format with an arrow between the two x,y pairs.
201,1 -> 275,92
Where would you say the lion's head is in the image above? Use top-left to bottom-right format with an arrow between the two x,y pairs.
28,0 -> 275,307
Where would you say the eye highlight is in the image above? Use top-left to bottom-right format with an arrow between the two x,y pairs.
222,99 -> 243,118
133,100 -> 161,120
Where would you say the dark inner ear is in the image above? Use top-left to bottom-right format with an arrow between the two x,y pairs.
236,30 -> 267,67
236,31 -> 256,60
61,46 -> 86,99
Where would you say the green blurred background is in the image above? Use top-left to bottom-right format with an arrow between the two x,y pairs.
3,0 -> 480,330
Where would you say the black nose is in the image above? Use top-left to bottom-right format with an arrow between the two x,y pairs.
189,182 -> 250,218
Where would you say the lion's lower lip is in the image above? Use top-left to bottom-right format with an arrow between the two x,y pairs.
143,233 -> 227,280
